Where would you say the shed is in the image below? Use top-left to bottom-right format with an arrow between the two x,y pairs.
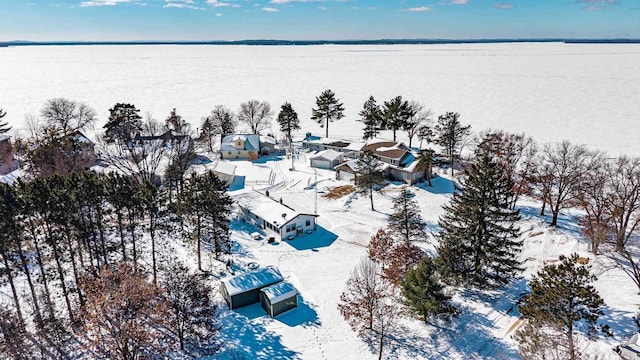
260,281 -> 298,317
620,333 -> 640,360
220,267 -> 284,310
310,149 -> 344,170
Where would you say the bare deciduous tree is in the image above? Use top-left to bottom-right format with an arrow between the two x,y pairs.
535,141 -> 594,226
40,98 -> 96,134
604,156 -> 640,252
338,257 -> 401,360
80,263 -> 172,360
238,100 -> 272,134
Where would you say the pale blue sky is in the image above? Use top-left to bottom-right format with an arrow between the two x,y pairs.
0,0 -> 638,41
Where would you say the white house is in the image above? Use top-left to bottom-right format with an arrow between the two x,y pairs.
310,149 -> 344,170
235,191 -> 318,240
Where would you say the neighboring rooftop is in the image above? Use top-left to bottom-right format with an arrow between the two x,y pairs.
221,134 -> 260,151
221,266 -> 284,297
212,160 -> 237,175
310,149 -> 344,162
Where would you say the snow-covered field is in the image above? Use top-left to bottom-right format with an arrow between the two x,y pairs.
1,43 -> 639,155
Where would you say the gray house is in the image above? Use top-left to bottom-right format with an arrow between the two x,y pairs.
619,333 -> 640,359
220,267 -> 284,310
260,281 -> 298,318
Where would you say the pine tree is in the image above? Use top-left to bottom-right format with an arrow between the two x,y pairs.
382,96 -> 410,142
165,108 -> 189,133
103,103 -> 143,143
400,257 -> 459,323
436,151 -> 522,289
311,89 -> 345,138
387,187 -> 427,243
359,96 -> 383,140
434,112 -> 471,176
516,254 -> 607,360
415,148 -> 434,186
0,109 -> 11,134
355,150 -> 386,211
277,102 -> 301,170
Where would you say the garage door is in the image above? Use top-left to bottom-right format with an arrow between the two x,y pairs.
312,160 -> 331,169
339,171 -> 355,182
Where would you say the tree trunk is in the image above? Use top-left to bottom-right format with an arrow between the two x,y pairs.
128,209 -> 138,265
50,237 -> 75,324
567,324 -> 575,360
63,225 -> 85,308
117,211 -> 127,261
370,186 -> 375,211
29,221 -> 54,316
0,248 -> 24,327
15,231 -> 43,326
325,117 -> 329,138
150,209 -> 157,286
96,207 -> 108,266
378,331 -> 385,360
196,213 -> 202,272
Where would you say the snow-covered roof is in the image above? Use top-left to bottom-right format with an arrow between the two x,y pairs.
234,191 -> 316,229
0,169 -> 24,185
221,134 -> 260,151
222,266 -> 284,297
261,281 -> 298,303
362,140 -> 408,160
333,159 -> 390,173
260,135 -> 276,145
213,160 -> 237,176
0,134 -> 11,142
311,149 -> 343,162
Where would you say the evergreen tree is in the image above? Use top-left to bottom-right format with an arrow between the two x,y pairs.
359,96 -> 383,140
277,102 -> 301,170
434,112 -> 471,176
516,254 -> 607,360
311,89 -> 345,138
0,109 -> 11,134
165,108 -> 189,133
382,96 -> 410,142
388,187 -> 426,243
355,150 -> 386,211
415,148 -> 434,186
436,151 -> 522,289
400,257 -> 459,323
103,103 -> 143,143
417,124 -> 434,149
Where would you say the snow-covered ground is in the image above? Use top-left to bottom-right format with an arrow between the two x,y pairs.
2,43 -> 639,359
206,151 -> 638,360
1,43 -> 639,155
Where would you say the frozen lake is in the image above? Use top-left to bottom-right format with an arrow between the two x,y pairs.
1,43 -> 639,155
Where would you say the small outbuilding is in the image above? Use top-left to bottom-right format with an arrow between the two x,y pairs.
220,266 -> 284,310
619,333 -> 640,360
310,149 -> 344,170
260,281 -> 298,318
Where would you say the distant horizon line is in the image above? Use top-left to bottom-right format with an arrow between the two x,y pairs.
2,38 -> 640,47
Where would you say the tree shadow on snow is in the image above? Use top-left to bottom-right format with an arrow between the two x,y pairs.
598,306 -> 638,339
284,225 -> 338,251
219,305 -> 301,360
517,205 -> 584,238
415,176 -> 457,195
388,302 -> 519,359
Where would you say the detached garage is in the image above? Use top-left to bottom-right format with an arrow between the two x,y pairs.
310,149 -> 344,170
260,282 -> 298,318
220,267 -> 284,310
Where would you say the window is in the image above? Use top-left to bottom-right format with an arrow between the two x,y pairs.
402,172 -> 408,179
305,219 -> 311,226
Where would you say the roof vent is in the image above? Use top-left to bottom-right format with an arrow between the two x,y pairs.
282,213 -> 287,219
